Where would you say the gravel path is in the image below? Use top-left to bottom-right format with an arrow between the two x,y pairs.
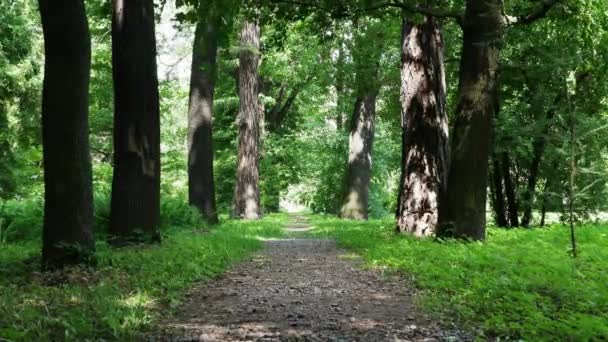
153,216 -> 470,341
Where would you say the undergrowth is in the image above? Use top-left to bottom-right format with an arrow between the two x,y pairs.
308,215 -> 608,341
0,197 -> 286,341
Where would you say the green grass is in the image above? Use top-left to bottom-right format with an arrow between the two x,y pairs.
0,214 -> 286,341
308,215 -> 608,341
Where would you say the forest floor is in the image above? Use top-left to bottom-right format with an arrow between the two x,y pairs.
154,214 -> 469,341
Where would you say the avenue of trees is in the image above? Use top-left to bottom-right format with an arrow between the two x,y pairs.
1,0 -> 607,269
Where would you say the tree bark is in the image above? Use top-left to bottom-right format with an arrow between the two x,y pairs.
502,152 -> 519,227
340,93 -> 377,220
335,39 -> 346,130
188,11 -> 219,224
395,17 -> 449,237
232,21 -> 262,219
339,21 -> 382,220
441,0 -> 505,240
490,155 -> 508,227
540,180 -> 549,227
110,0 -> 161,241
39,0 -> 95,268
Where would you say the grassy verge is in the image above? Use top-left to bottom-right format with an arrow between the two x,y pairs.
0,214 -> 286,341
308,215 -> 608,341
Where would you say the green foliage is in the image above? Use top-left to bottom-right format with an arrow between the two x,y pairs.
0,213 -> 286,341
0,0 -> 42,198
494,0 -> 608,221
309,217 -> 608,340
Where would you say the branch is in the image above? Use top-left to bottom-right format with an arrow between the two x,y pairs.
266,74 -> 314,132
505,0 -> 561,26
270,0 -> 332,12
365,1 -> 464,24
270,0 -> 464,23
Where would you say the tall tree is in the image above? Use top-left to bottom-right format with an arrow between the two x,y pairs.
441,0 -> 504,240
395,16 -> 449,236
340,94 -> 378,220
441,0 -> 560,239
39,0 -> 95,268
188,5 -> 220,224
339,20 -> 383,220
232,20 -> 262,219
110,0 -> 161,241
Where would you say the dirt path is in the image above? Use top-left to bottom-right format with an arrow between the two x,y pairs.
154,215 -> 469,341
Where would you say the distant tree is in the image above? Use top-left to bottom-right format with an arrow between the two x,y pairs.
232,20 -> 262,219
110,0 -> 161,242
395,16 -> 448,237
39,0 -> 95,268
489,153 -> 508,227
340,20 -> 383,220
188,3 -> 220,224
501,152 -> 519,227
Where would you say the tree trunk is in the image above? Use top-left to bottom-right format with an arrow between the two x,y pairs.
340,93 -> 377,220
335,39 -> 346,130
441,0 -> 504,240
521,108 -> 557,226
540,160 -> 559,227
266,84 -> 287,129
39,0 -> 95,269
490,155 -> 508,227
502,152 -> 519,227
232,21 -> 262,219
395,17 -> 449,237
110,0 -> 161,242
540,180 -> 549,227
188,12 -> 219,224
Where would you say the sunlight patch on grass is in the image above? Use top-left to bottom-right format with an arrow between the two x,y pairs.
120,292 -> 155,309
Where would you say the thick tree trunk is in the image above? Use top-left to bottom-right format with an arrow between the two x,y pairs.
232,21 -> 262,219
188,14 -> 219,224
339,21 -> 382,220
39,0 -> 95,268
502,153 -> 519,227
395,17 -> 449,237
340,93 -> 377,220
490,155 -> 508,227
441,0 -> 504,240
110,0 -> 161,241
